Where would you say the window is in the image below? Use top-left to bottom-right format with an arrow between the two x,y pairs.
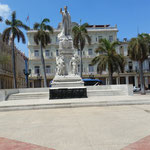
88,49 -> 93,55
56,50 -> 59,56
78,49 -> 80,55
109,36 -> 113,42
34,66 -> 40,74
89,64 -> 94,72
56,37 -> 58,43
46,66 -> 51,74
90,36 -> 92,43
34,50 -> 39,57
98,36 -> 102,41
128,61 -> 133,72
45,50 -> 50,57
120,46 -> 124,55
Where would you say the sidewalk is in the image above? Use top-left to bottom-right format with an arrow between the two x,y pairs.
0,94 -> 150,111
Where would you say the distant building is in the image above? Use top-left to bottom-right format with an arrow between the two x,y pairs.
0,35 -> 27,89
27,24 -> 150,89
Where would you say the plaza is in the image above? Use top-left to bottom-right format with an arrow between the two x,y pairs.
0,103 -> 150,150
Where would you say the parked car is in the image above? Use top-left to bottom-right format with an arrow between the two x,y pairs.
82,79 -> 103,86
133,86 -> 141,92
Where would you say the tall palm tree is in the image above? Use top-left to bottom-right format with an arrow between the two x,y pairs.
91,38 -> 121,85
33,18 -> 53,87
72,23 -> 91,78
128,33 -> 150,94
2,11 -> 29,88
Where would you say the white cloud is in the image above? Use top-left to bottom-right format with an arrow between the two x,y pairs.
0,3 -> 11,19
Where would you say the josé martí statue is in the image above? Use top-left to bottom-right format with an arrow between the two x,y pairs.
52,6 -> 84,89
58,6 -> 72,40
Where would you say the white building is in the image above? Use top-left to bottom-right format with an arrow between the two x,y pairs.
27,24 -> 150,88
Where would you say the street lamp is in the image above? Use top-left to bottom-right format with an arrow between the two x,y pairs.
23,69 -> 31,88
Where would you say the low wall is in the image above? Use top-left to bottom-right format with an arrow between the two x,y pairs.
0,89 -> 19,101
86,84 -> 133,96
0,84 -> 133,101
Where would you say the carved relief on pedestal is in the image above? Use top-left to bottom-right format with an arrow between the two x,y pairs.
70,54 -> 80,75
56,55 -> 66,76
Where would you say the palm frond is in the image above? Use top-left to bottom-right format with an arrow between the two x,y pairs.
0,16 -> 3,22
16,20 -> 30,30
33,23 -> 40,30
14,27 -> 26,43
2,27 -> 11,44
5,19 -> 11,25
42,18 -> 50,24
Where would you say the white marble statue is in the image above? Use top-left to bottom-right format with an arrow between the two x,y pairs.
56,55 -> 66,76
70,55 -> 80,75
58,6 -> 72,40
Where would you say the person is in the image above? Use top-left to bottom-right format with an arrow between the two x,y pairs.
58,6 -> 71,40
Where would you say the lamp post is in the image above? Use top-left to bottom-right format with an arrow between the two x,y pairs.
23,69 -> 31,88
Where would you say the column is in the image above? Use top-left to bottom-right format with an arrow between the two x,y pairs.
126,76 -> 129,84
134,76 -> 138,87
106,78 -> 109,85
145,76 -> 148,89
116,77 -> 119,84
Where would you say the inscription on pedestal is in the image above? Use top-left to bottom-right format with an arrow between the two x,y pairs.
49,88 -> 87,99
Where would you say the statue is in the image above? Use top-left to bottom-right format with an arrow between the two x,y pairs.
58,6 -> 72,40
56,55 -> 66,76
70,54 -> 80,75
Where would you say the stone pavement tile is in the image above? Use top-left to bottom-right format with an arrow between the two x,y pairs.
0,137 -> 55,150
121,135 -> 150,150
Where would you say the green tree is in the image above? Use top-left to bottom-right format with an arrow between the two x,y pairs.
128,33 -> 150,94
2,11 -> 29,88
91,38 -> 121,85
33,18 -> 53,87
72,23 -> 91,78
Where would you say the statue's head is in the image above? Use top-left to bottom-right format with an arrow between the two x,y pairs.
64,6 -> 67,12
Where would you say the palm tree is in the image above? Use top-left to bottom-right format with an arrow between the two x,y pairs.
2,11 -> 29,88
72,23 -> 91,78
91,38 -> 121,85
33,18 -> 53,87
128,33 -> 150,94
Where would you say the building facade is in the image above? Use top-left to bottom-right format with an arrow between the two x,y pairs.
0,35 -> 27,89
27,24 -> 150,89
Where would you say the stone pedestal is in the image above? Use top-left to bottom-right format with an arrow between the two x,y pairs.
50,36 -> 86,99
50,87 -> 87,99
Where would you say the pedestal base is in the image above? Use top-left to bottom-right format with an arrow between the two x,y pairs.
49,87 -> 87,99
51,75 -> 84,88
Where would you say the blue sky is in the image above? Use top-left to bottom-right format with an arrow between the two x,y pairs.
0,0 -> 150,57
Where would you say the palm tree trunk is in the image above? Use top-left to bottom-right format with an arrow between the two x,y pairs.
80,49 -> 83,78
139,61 -> 145,94
40,43 -> 47,87
11,38 -> 17,88
108,72 -> 113,85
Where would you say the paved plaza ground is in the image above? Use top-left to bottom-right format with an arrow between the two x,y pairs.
0,104 -> 150,150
